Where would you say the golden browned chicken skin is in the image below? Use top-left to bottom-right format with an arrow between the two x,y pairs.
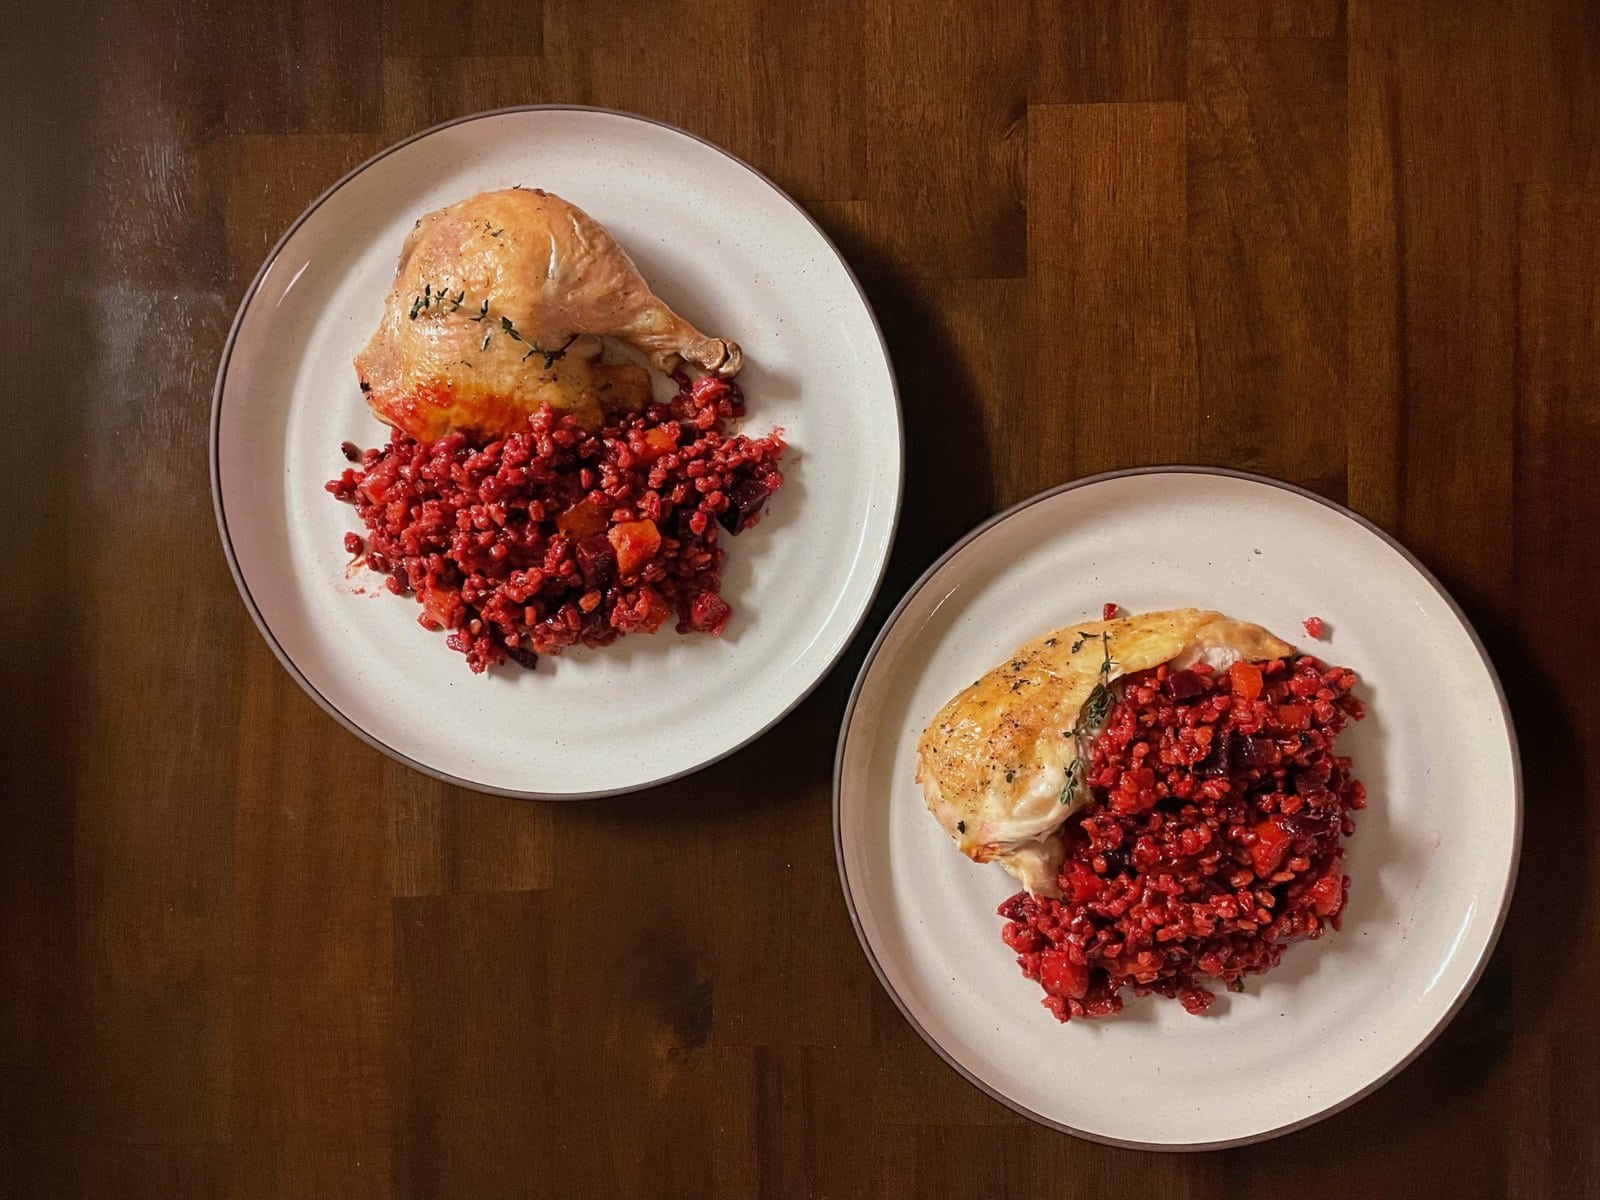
917,610 -> 1295,895
355,188 -> 743,440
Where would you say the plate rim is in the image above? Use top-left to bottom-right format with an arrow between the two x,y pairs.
211,104 -> 905,801
831,464 -> 1523,1151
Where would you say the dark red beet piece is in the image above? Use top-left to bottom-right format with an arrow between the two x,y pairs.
575,534 -> 617,588
1237,736 -> 1278,768
718,477 -> 774,534
1163,668 -> 1206,700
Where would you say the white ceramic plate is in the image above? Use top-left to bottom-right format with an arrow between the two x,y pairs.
835,468 -> 1520,1149
213,107 -> 901,798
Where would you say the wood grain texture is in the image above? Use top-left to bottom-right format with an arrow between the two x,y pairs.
1031,0 -> 1189,104
1190,0 -> 1343,38
1187,31 -> 1346,490
1027,102 -> 1198,478
7,0 -> 1599,1195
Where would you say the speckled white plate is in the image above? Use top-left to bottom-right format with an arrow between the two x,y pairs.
213,107 -> 901,798
835,468 -> 1520,1149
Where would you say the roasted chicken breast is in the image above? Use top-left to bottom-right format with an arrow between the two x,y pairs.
916,609 -> 1294,896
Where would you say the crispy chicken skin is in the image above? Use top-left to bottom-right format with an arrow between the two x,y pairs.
355,188 -> 743,440
916,609 -> 1294,896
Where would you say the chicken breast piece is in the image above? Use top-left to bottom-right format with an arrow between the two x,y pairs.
915,609 -> 1294,896
355,188 -> 743,440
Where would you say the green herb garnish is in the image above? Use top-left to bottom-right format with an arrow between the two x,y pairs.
1061,757 -> 1086,804
521,332 -> 579,369
1060,632 -> 1117,804
407,292 -> 577,369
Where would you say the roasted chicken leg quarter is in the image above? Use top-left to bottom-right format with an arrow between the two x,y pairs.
355,188 -> 743,440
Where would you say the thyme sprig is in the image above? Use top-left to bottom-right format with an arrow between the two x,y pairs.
523,333 -> 580,369
491,316 -> 577,368
1060,631 -> 1117,805
407,289 -> 575,368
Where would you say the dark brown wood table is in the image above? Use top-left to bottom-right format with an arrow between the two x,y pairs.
7,2 -> 1598,1196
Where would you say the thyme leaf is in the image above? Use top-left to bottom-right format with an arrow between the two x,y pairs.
1061,757 -> 1086,805
521,333 -> 579,369
1080,680 -> 1114,730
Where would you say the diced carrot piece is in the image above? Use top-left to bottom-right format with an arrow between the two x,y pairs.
418,585 -> 463,631
608,519 -> 661,576
636,425 -> 677,464
1249,817 -> 1292,876
1277,703 -> 1312,730
1230,660 -> 1264,704
556,497 -> 607,538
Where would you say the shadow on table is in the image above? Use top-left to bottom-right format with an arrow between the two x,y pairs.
1449,608 -> 1586,1032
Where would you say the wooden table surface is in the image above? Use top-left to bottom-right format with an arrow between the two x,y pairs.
8,1 -> 1598,1197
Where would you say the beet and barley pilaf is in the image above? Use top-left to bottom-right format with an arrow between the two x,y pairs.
999,656 -> 1366,1020
328,374 -> 785,672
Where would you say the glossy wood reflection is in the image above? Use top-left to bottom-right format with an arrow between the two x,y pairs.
6,0 -> 1598,1196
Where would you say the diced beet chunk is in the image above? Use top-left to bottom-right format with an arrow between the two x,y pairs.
505,643 -> 540,669
1038,949 -> 1090,1000
1164,668 -> 1205,700
685,590 -> 732,635
575,534 -> 617,588
1237,736 -> 1277,768
717,477 -> 774,534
